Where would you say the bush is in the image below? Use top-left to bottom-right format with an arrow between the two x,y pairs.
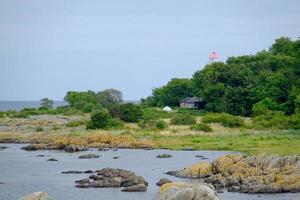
13,108 -> 39,118
138,119 -> 168,130
107,118 -> 124,129
86,110 -> 111,129
170,114 -> 196,125
35,127 -> 43,132
142,108 -> 171,120
156,120 -> 168,130
253,111 -> 300,130
66,119 -> 87,127
252,98 -> 280,116
190,123 -> 212,132
202,113 -> 244,127
109,103 -> 143,123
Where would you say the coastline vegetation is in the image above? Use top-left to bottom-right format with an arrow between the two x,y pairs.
0,37 -> 300,156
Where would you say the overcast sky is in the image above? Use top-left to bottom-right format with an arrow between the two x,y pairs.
0,0 -> 300,101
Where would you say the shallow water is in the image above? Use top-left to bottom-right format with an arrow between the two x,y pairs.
0,144 -> 299,200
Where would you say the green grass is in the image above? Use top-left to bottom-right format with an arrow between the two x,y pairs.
150,130 -> 300,155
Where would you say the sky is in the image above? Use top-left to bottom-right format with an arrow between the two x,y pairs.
0,0 -> 300,101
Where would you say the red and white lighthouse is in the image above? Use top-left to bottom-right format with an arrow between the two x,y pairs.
209,51 -> 219,63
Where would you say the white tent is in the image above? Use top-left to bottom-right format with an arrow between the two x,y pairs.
162,106 -> 172,112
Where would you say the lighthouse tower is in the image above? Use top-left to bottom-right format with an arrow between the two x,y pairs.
209,51 -> 219,63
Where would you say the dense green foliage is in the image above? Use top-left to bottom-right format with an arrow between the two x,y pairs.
145,37 -> 300,117
202,113 -> 245,127
170,114 -> 196,125
64,89 -> 123,112
190,123 -> 213,132
142,78 -> 194,107
64,91 -> 97,110
109,103 -> 143,123
86,110 -> 111,129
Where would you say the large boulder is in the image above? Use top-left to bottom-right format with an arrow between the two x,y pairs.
157,182 -> 219,200
18,192 -> 53,200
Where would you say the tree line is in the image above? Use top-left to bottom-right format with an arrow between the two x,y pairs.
142,37 -> 300,116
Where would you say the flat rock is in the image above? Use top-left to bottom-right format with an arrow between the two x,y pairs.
47,158 -> 58,161
157,154 -> 172,158
62,170 -> 83,174
78,154 -> 100,159
156,178 -> 172,186
121,184 -> 147,192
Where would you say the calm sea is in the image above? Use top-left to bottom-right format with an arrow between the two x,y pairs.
0,101 -> 67,111
0,101 -> 140,111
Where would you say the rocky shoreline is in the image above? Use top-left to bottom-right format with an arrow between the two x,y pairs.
166,154 -> 300,194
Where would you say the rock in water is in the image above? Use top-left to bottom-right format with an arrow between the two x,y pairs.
157,154 -> 172,158
156,178 -> 172,186
64,144 -> 87,152
18,191 -> 53,200
61,170 -> 83,174
121,184 -> 147,192
166,154 -> 300,194
157,182 -> 219,200
75,168 -> 148,192
47,158 -> 58,161
78,154 -> 100,159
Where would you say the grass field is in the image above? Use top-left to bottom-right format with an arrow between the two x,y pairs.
1,113 -> 300,155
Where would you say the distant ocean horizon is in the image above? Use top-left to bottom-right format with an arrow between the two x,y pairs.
0,100 -> 140,111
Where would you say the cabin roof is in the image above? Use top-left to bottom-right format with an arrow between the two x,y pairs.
180,97 -> 203,103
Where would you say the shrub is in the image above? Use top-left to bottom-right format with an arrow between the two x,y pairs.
107,118 -> 124,129
66,119 -> 87,127
253,111 -> 300,130
142,108 -> 171,120
138,119 -> 156,129
86,110 -> 111,129
190,123 -> 213,132
13,108 -> 39,118
156,120 -> 168,130
170,114 -> 196,125
35,127 -> 43,132
252,98 -> 280,116
202,113 -> 244,127
0,112 -> 4,118
109,103 -> 143,123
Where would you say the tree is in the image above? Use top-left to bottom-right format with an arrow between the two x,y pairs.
145,78 -> 194,107
96,89 -> 123,108
144,37 -> 300,116
40,98 -> 54,109
64,90 -> 97,110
